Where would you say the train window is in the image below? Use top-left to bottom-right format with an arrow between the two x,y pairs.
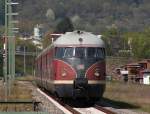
55,47 -> 65,58
87,47 -> 105,59
87,48 -> 96,58
75,47 -> 85,58
55,47 -> 74,58
96,48 -> 105,59
64,47 -> 74,58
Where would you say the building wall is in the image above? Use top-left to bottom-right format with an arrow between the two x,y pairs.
143,74 -> 150,85
147,62 -> 150,69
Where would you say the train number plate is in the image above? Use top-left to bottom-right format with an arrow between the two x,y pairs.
77,64 -> 85,70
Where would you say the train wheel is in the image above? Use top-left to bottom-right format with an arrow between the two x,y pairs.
53,91 -> 61,101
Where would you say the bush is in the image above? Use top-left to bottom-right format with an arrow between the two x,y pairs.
0,53 -> 3,77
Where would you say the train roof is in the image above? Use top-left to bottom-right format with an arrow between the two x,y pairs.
36,30 -> 105,59
54,30 -> 105,47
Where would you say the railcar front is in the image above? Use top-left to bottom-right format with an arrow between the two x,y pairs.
53,31 -> 106,101
54,46 -> 105,99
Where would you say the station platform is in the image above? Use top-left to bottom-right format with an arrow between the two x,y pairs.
0,112 -> 49,114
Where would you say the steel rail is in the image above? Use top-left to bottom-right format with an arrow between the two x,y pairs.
94,104 -> 116,114
37,88 -> 80,114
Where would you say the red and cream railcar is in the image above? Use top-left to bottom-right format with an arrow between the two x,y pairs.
35,30 -> 106,101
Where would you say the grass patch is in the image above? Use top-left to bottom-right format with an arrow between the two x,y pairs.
103,81 -> 150,113
0,80 -> 34,111
16,75 -> 35,81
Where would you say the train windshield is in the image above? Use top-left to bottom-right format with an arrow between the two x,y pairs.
74,47 -> 105,59
75,47 -> 85,58
64,47 -> 74,58
55,47 -> 74,58
87,47 -> 105,59
55,47 -> 105,59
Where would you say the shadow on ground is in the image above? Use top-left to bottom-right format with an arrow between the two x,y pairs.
97,97 -> 140,109
63,98 -> 96,108
62,98 -> 140,109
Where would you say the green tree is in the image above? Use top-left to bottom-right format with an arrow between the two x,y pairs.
15,38 -> 37,75
102,27 -> 123,56
0,26 -> 4,77
0,0 -> 5,25
55,17 -> 74,33
17,0 -> 150,34
42,30 -> 53,48
0,53 -> 3,77
0,26 -> 4,37
0,38 -> 3,77
123,29 -> 150,58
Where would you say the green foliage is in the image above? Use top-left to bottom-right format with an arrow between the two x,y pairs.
42,30 -> 53,48
15,38 -> 37,75
102,27 -> 123,56
55,17 -> 74,33
0,0 -> 5,25
123,28 -> 150,58
102,27 -> 150,59
46,8 -> 55,21
0,26 -> 4,37
0,26 -> 4,76
18,0 -> 150,34
0,38 -> 3,77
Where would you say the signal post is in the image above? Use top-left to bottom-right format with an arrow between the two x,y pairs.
4,0 -> 19,100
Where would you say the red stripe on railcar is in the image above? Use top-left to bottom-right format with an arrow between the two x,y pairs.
53,59 -> 77,80
86,61 -> 106,80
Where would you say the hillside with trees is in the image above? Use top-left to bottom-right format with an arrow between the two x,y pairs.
16,0 -> 150,35
0,0 -> 150,34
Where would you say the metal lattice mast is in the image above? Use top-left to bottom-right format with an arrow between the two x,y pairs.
4,0 -> 18,98
8,0 -> 13,94
4,0 -> 8,100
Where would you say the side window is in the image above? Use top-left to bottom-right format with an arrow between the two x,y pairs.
55,47 -> 65,58
103,48 -> 105,57
64,47 -> 74,58
96,48 -> 105,59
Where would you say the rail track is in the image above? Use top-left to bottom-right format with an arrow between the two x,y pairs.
73,105 -> 115,114
35,88 -> 116,114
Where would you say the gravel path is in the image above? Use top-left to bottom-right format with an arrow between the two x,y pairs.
105,107 -> 150,114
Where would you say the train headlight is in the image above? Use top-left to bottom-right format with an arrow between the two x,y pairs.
94,68 -> 100,77
94,72 -> 100,77
62,72 -> 67,77
61,68 -> 67,77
